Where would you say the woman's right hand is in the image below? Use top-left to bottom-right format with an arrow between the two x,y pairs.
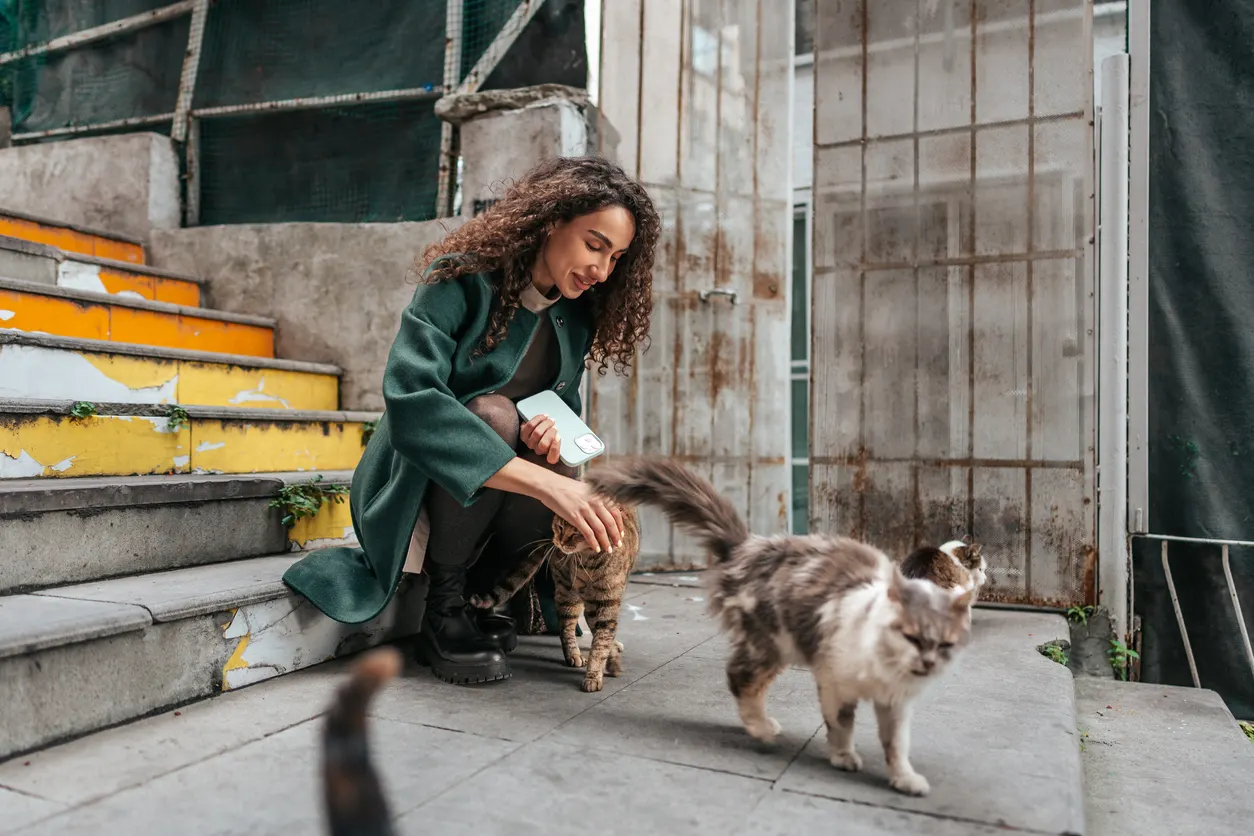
539,472 -> 624,553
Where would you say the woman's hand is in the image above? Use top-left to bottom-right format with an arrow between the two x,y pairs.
520,413 -> 562,466
539,473 -> 624,554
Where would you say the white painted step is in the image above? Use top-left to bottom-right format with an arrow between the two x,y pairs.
0,556 -> 421,760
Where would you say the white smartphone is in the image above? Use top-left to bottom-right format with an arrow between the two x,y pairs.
515,389 -> 606,469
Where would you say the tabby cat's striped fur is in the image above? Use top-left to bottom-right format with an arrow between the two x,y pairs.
470,503 -> 641,692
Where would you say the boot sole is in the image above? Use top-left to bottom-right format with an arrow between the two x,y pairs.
414,635 -> 512,685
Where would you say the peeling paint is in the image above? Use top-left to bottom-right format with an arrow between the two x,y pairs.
195,440 -> 226,452
173,455 -> 190,467
0,311 -> 14,321
0,449 -> 46,478
228,377 -> 293,410
219,592 -> 420,691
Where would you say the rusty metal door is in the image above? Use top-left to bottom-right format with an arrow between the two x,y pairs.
809,0 -> 1096,605
589,0 -> 794,570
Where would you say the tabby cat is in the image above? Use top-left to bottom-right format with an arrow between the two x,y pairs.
470,503 -> 641,693
321,646 -> 400,836
585,458 -> 973,797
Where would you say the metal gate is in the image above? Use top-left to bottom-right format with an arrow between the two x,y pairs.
808,0 -> 1096,605
589,0 -> 794,570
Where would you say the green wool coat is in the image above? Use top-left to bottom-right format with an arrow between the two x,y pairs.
282,270 -> 596,625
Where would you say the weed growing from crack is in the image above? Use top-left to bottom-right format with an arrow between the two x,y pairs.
166,405 -> 190,432
1066,605 -> 1096,626
269,475 -> 349,528
70,401 -> 97,419
1039,640 -> 1070,666
1108,638 -> 1140,681
360,419 -> 378,447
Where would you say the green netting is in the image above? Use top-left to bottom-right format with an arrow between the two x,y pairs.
0,0 -> 582,224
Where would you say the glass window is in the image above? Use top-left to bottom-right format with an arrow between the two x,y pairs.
791,465 -> 810,534
790,209 -> 808,363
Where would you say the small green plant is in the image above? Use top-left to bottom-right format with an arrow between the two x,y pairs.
1066,605 -> 1096,625
70,401 -> 97,419
1078,727 -> 1090,752
166,405 -> 191,432
360,419 -> 378,447
268,475 -> 349,528
1039,641 -> 1069,666
1108,638 -> 1140,681
1240,721 -> 1254,744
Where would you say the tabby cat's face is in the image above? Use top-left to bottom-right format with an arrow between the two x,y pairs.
552,514 -> 593,555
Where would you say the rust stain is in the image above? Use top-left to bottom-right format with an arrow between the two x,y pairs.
708,330 -> 731,400
1081,544 -> 1098,606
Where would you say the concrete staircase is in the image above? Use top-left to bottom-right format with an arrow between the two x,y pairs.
0,209 -> 420,761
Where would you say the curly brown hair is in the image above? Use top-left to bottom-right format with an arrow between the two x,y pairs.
418,155 -> 660,376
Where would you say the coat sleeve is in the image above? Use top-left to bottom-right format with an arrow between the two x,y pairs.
381,277 -> 517,507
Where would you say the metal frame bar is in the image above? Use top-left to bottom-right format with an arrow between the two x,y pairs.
1160,541 -> 1201,688
0,1 -> 194,67
455,0 -> 549,95
171,0 -> 210,143
1147,534 -> 1254,691
436,0 -> 466,219
1097,53 -> 1131,638
10,87 -> 446,143
1127,0 -> 1151,532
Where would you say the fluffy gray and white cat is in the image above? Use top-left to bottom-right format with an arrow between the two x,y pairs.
586,458 -> 974,797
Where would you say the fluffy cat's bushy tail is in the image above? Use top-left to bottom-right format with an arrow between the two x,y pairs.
322,646 -> 401,836
585,457 -> 749,563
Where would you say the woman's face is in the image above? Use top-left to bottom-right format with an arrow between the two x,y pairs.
534,205 -> 636,300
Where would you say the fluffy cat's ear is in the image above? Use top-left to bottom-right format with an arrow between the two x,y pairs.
962,533 -> 973,546
951,586 -> 975,612
887,566 -> 906,603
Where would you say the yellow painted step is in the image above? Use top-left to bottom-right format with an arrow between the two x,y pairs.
0,209 -> 145,264
57,258 -> 202,306
0,332 -> 340,411
0,400 -> 377,479
0,277 -> 275,358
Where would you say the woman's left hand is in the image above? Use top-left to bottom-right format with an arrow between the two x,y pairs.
520,413 -> 561,465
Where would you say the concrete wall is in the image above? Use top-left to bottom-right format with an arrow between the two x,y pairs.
148,220 -> 461,411
0,133 -> 180,242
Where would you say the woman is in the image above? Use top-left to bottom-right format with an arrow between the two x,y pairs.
282,155 -> 660,686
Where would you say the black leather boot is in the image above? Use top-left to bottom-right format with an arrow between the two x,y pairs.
416,563 -> 511,685
474,609 -> 518,654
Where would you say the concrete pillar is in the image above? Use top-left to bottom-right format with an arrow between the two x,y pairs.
435,83 -> 610,218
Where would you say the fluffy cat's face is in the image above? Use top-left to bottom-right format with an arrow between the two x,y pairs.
885,576 -> 973,678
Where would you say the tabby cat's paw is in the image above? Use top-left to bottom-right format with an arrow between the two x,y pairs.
467,593 -> 495,609
614,640 -> 625,652
889,771 -> 930,797
829,749 -> 863,772
605,655 -> 623,677
564,651 -> 586,668
581,674 -> 604,693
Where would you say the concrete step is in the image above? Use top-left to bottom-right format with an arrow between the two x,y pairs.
1077,678 -> 1254,835
0,207 -> 145,265
1,234 -> 202,306
0,398 -> 376,479
0,331 -> 341,411
0,555 -> 421,760
0,470 -> 356,595
0,277 -> 275,358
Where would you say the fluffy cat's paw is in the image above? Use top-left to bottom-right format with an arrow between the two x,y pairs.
564,650 -> 586,668
745,717 -> 782,743
467,594 -> 495,609
614,640 -> 625,652
829,750 -> 863,772
581,674 -> 604,693
889,771 -> 930,797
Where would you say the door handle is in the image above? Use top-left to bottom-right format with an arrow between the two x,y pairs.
698,287 -> 739,305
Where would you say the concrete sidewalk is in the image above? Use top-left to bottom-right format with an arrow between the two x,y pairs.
0,576 -> 1080,835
